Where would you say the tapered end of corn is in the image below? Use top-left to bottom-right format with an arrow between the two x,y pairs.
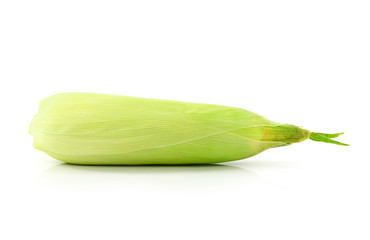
309,132 -> 349,146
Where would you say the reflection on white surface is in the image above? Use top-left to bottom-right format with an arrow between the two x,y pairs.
36,163 -> 263,193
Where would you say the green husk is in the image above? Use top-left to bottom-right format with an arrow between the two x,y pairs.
309,132 -> 349,146
29,93 -> 348,165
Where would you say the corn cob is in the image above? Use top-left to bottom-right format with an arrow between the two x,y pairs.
29,93 -> 348,165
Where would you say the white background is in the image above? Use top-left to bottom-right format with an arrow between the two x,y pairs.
0,0 -> 369,239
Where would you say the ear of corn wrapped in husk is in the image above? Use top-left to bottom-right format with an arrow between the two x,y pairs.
29,93 -> 348,165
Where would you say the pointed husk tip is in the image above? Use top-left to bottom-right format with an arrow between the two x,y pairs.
309,132 -> 349,146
